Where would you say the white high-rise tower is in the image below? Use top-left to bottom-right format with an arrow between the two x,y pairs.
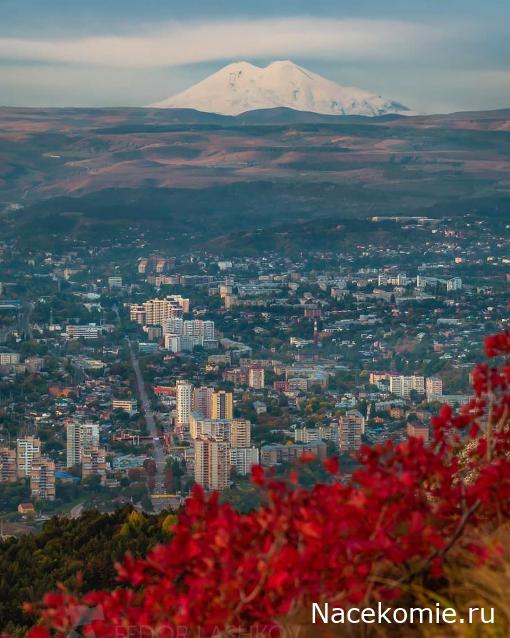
176,380 -> 193,427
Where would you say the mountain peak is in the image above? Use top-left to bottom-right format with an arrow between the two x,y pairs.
267,60 -> 297,67
149,60 -> 410,117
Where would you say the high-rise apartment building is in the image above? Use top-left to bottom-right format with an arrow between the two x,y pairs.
389,375 -> 425,398
293,425 -> 339,444
194,438 -> 211,489
145,299 -> 178,326
248,366 -> 265,390
176,381 -> 193,427
16,436 -> 41,478
192,386 -> 213,418
0,448 -> 17,482
190,415 -> 230,441
163,317 -> 184,335
183,320 -> 215,342
80,422 -> 100,451
339,410 -> 366,434
82,447 -> 107,484
129,305 -> 147,325
230,419 -> 251,448
338,420 -> 363,452
30,457 -> 56,500
66,421 -> 100,468
188,418 -> 249,449
230,447 -> 259,476
369,371 -> 393,386
294,427 -> 322,444
338,410 -> 365,451
189,412 -> 203,439
211,391 -> 233,420
426,377 -> 443,401
66,421 -> 81,467
130,296 -> 189,327
162,320 -> 215,350
168,295 -> 190,313
194,437 -> 230,491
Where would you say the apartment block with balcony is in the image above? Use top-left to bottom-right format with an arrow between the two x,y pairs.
30,457 -> 56,501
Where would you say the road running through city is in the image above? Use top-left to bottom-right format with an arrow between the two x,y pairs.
126,337 -> 166,496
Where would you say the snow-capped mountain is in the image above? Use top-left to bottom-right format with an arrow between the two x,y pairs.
149,60 -> 410,117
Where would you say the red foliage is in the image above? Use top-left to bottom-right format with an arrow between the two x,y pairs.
27,330 -> 510,637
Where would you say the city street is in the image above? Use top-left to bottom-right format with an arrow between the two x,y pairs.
126,337 -> 166,497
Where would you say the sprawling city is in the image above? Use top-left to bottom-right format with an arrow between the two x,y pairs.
0,213 -> 507,522
1,1 -> 510,636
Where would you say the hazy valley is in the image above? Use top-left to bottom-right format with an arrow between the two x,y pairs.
1,106 -> 510,250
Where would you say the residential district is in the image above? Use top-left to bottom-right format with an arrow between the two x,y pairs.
0,215 -> 508,527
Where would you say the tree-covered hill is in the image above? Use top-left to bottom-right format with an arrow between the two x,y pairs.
0,508 -> 171,636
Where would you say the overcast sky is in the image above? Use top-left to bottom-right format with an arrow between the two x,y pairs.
1,0 -> 509,112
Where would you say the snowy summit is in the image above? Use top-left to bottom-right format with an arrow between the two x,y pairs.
149,60 -> 410,117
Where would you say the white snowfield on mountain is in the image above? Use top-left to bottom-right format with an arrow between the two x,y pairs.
149,60 -> 410,117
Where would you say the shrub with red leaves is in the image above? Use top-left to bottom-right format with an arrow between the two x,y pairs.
26,330 -> 510,637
